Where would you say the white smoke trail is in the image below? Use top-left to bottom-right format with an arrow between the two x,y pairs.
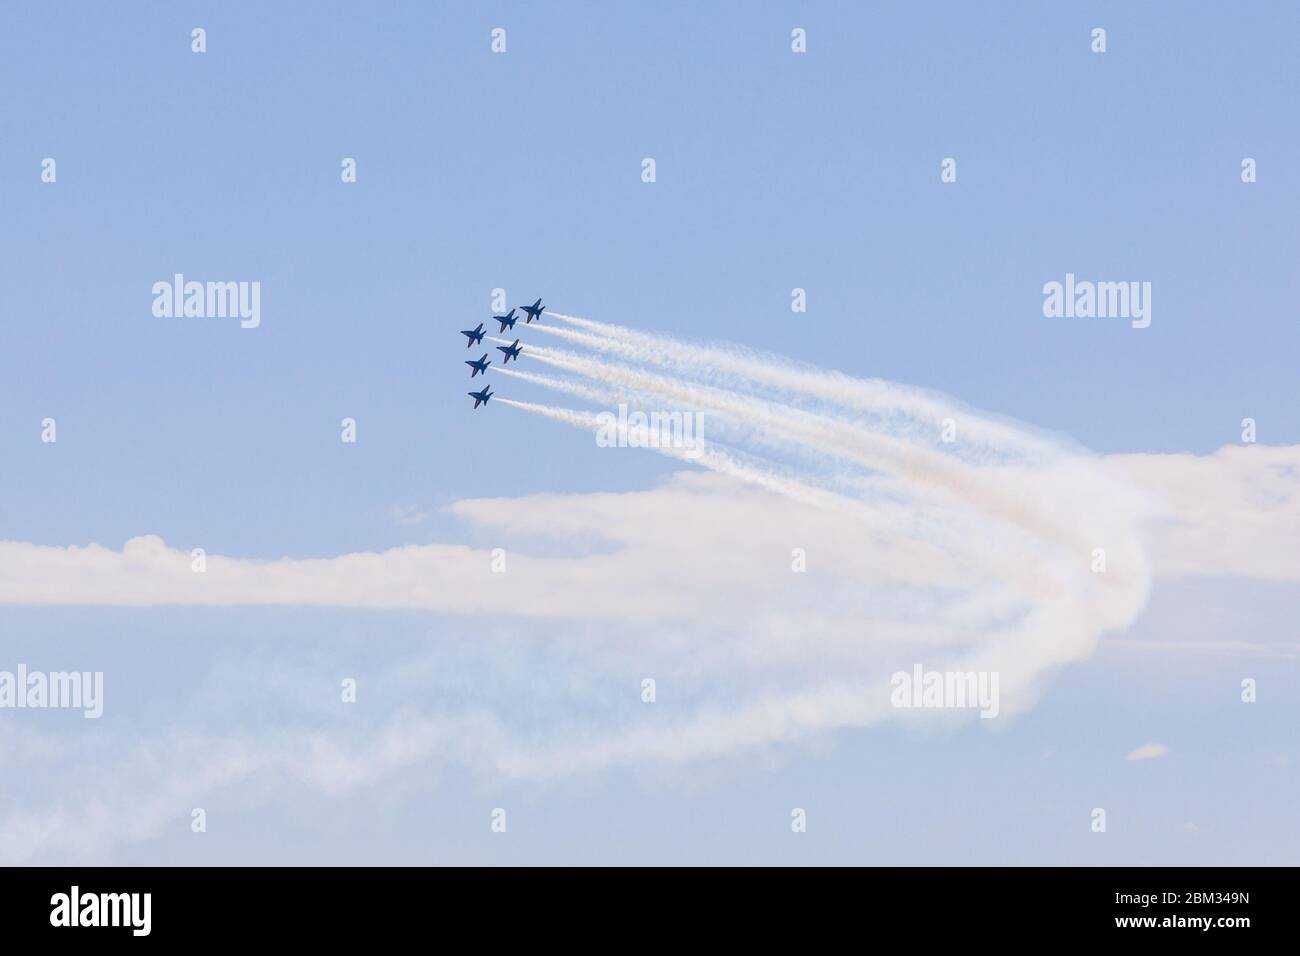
542,311 -> 1065,462
496,397 -> 1075,607
496,398 -> 906,529
516,315 -> 1152,642
506,336 -> 1118,569
493,366 -> 614,405
0,310 -> 1166,864
496,395 -> 1117,730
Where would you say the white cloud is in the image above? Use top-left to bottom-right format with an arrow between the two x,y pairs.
1125,743 -> 1170,761
390,504 -> 432,527
0,453 -> 1153,862
1111,444 -> 1300,581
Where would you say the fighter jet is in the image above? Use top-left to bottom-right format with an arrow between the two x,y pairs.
496,339 -> 522,364
468,385 -> 493,409
461,323 -> 486,347
494,308 -> 518,333
520,298 -> 545,323
465,353 -> 491,377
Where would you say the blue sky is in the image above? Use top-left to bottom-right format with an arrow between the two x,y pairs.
1,2 -> 1297,864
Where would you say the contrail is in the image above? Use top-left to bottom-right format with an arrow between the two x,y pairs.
496,398 -> 1073,603
521,326 -> 1116,572
493,366 -> 614,404
0,309 -> 1162,865
543,311 -> 1064,461
502,335 -> 1098,557
497,399 -> 916,533
516,312 -> 1150,624
496,398 -> 598,429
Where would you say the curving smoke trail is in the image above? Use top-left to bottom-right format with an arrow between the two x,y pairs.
506,333 -> 1133,579
500,310 -> 1154,679
496,397 -> 906,529
0,308 -> 1170,864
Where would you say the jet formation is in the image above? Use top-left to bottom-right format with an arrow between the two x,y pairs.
460,297 -> 545,407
